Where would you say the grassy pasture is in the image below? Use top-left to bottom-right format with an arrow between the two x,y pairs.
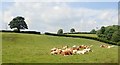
2,32 -> 118,63
0,33 -> 2,64
67,34 -> 97,38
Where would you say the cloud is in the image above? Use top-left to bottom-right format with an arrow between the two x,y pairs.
2,2 -> 118,33
0,3 -> 3,30
2,0 -> 119,2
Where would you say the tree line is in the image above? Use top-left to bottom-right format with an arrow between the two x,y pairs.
8,16 -> 120,44
96,25 -> 120,43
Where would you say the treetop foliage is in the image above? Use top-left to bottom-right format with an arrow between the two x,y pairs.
96,25 -> 120,43
9,16 -> 28,31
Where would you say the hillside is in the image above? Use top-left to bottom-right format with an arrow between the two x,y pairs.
0,33 -> 2,64
2,32 -> 118,63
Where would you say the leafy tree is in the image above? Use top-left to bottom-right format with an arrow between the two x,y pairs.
117,42 -> 120,46
104,26 -> 115,40
57,29 -> 63,34
96,30 -> 101,36
70,28 -> 75,33
100,26 -> 105,34
96,25 -> 120,42
96,26 -> 105,37
8,16 -> 28,31
111,30 -> 120,42
90,29 -> 96,34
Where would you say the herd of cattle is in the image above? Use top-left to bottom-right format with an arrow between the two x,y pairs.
50,44 -> 115,56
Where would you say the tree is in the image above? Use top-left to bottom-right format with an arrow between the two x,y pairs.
96,26 -> 105,37
90,29 -> 96,34
111,30 -> 120,42
96,25 -> 120,42
96,30 -> 101,36
100,26 -> 105,34
57,29 -> 63,34
8,16 -> 28,31
117,42 -> 120,46
70,28 -> 75,33
104,27 -> 114,40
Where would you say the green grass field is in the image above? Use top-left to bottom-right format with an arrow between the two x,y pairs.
67,34 -> 97,37
0,33 -> 2,64
2,32 -> 118,63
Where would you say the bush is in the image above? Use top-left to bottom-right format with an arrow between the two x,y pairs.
57,29 -> 63,34
1,30 -> 41,34
64,32 -> 95,34
1,30 -> 13,32
96,25 -> 120,42
111,30 -> 120,42
45,32 -> 117,45
20,31 -> 41,34
70,28 -> 75,33
90,29 -> 96,34
117,42 -> 120,46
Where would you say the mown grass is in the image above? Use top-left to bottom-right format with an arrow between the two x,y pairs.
2,32 -> 118,63
67,34 -> 97,38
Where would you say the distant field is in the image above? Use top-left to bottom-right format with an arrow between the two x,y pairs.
67,34 -> 97,38
2,32 -> 118,63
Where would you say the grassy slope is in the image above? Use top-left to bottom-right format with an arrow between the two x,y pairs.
2,33 -> 118,63
0,33 -> 2,64
67,34 -> 97,38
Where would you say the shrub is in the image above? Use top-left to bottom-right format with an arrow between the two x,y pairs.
57,29 -> 63,34
111,30 -> 120,42
90,29 -> 96,34
117,42 -> 120,46
45,32 -> 117,45
64,32 -> 95,34
1,30 -> 41,34
97,25 -> 120,42
70,28 -> 75,33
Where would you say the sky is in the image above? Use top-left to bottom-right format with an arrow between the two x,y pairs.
0,1 -> 119,33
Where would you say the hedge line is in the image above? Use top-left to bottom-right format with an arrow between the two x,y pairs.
45,32 -> 118,46
0,30 -> 41,34
64,32 -> 96,34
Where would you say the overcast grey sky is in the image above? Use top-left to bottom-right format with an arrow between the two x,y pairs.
0,0 -> 119,33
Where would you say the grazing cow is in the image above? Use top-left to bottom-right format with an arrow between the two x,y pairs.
100,45 -> 114,48
79,45 -> 93,49
62,45 -> 68,50
50,45 -> 93,56
72,45 -> 77,48
61,49 -> 73,56
56,49 -> 62,54
50,50 -> 58,55
76,50 -> 87,54
73,47 -> 79,50
72,50 -> 78,54
83,48 -> 93,52
100,45 -> 106,48
51,47 -> 57,52
88,45 -> 93,48
107,45 -> 114,48
79,45 -> 84,48
79,45 -> 88,49
66,48 -> 74,53
51,48 -> 62,55
72,45 -> 80,50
